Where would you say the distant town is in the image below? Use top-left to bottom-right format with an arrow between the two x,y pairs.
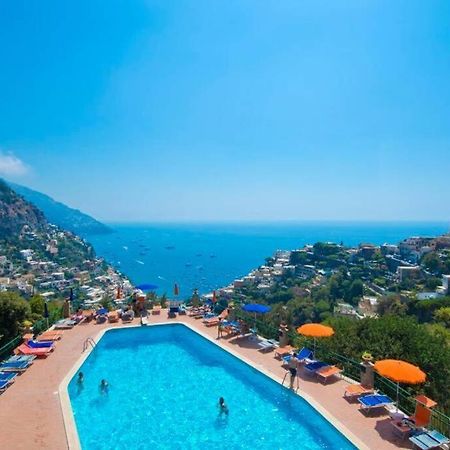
0,223 -> 132,305
214,233 -> 450,321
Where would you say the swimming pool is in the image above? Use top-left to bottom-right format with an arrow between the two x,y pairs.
67,324 -> 356,449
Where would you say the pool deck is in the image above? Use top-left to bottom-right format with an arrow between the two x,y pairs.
0,312 -> 412,450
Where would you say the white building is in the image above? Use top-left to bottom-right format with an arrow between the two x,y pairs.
397,266 -> 421,282
443,275 -> 450,294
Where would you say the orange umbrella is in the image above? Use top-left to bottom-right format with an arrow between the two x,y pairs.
297,323 -> 334,338
374,359 -> 426,411
297,323 -> 334,354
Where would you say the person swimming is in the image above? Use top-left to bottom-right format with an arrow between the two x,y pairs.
100,379 -> 109,394
218,397 -> 229,415
76,372 -> 84,392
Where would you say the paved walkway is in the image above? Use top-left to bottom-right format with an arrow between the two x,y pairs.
0,312 -> 412,449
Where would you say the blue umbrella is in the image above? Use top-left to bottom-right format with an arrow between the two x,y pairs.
242,303 -> 271,331
136,283 -> 158,291
97,308 -> 108,316
242,304 -> 271,314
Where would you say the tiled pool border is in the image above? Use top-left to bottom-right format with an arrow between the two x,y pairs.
59,322 -> 368,450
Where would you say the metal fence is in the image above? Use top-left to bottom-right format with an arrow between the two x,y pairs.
233,312 -> 450,436
0,335 -> 22,362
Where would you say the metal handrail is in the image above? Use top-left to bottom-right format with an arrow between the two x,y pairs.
232,311 -> 450,435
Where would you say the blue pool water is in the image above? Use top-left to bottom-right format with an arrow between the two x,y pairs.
68,324 -> 355,449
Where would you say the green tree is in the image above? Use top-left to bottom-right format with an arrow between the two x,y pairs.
421,252 -> 442,274
29,295 -> 45,315
0,291 -> 31,344
434,307 -> 450,328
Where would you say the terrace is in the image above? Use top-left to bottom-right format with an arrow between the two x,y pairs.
0,312 -> 445,449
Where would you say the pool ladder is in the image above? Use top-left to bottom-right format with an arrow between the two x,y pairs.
83,337 -> 96,352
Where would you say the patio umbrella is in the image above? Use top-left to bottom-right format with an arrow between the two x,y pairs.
242,303 -> 271,331
374,359 -> 426,412
297,323 -> 334,354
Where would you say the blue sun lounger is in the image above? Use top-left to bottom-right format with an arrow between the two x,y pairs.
7,355 -> 36,364
0,379 -> 10,392
304,361 -> 329,375
409,430 -> 450,449
0,371 -> 17,383
282,347 -> 314,364
358,394 -> 393,415
0,360 -> 30,372
27,339 -> 54,349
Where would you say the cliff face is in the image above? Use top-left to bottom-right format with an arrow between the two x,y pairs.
0,179 -> 47,239
8,182 -> 112,237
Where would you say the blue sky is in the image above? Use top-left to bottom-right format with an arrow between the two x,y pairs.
0,0 -> 449,222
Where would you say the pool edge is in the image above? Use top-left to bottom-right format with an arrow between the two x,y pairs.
59,322 -> 368,450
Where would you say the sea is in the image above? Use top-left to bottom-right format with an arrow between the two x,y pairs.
87,221 -> 449,298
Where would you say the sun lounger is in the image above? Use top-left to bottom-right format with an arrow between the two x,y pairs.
0,379 -> 10,392
409,430 -> 450,449
15,343 -> 53,358
7,355 -> 36,364
344,384 -> 374,398
38,330 -> 63,341
316,365 -> 342,383
258,339 -> 279,352
358,394 -> 393,415
152,305 -> 162,315
0,360 -> 30,372
408,402 -> 434,428
304,361 -> 329,375
54,319 -> 76,329
282,347 -> 314,365
27,340 -> 54,349
0,371 -> 17,384
275,345 -> 295,359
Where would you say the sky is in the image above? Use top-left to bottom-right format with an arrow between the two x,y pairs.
0,0 -> 450,222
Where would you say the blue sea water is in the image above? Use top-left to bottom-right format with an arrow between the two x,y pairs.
68,324 -> 356,450
88,221 -> 449,296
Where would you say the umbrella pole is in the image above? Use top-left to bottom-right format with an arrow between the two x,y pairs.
396,382 -> 399,412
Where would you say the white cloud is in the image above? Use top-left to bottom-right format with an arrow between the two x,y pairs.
0,152 -> 29,176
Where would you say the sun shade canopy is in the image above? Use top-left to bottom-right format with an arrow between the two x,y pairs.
297,323 -> 334,338
374,359 -> 426,384
242,303 -> 271,314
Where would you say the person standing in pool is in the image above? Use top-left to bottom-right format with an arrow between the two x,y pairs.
218,397 -> 229,415
77,372 -> 84,393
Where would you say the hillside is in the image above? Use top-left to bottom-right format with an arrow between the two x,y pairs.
7,181 -> 112,236
0,179 -> 47,239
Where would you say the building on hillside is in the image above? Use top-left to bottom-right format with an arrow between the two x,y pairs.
334,303 -> 362,319
76,271 -> 90,284
443,275 -> 450,294
359,244 -> 377,260
358,296 -> 379,317
397,266 -> 421,283
381,244 -> 399,256
296,265 -> 316,278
